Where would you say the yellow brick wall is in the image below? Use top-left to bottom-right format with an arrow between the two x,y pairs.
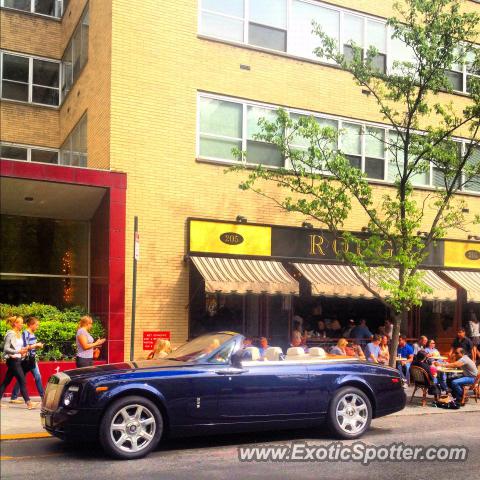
59,0 -> 111,170
0,9 -> 61,58
0,103 -> 59,147
110,0 -> 480,359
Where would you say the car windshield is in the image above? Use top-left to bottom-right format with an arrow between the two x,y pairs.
166,333 -> 235,362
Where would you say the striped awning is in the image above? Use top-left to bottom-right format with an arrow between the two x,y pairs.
440,270 -> 480,302
191,257 -> 298,295
292,263 -> 456,301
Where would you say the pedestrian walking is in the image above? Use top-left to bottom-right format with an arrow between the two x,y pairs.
0,316 -> 39,409
75,315 -> 105,368
9,316 -> 45,404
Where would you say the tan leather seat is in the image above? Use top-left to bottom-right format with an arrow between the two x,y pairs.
309,347 -> 327,358
244,346 -> 260,361
286,347 -> 306,360
265,347 -> 283,361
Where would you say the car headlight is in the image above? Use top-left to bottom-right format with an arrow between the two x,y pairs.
63,385 -> 80,406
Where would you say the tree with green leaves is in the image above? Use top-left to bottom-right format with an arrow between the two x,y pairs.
231,0 -> 480,366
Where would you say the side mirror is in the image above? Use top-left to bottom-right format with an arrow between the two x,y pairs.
231,350 -> 244,368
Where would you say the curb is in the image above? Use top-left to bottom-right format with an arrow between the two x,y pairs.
0,433 -> 51,441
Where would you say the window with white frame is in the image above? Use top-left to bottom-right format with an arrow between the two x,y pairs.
463,146 -> 480,193
61,4 -> 89,99
0,142 -> 59,163
60,114 -> 87,167
197,93 -> 480,192
0,0 -> 68,18
0,51 -> 60,106
200,0 -> 387,72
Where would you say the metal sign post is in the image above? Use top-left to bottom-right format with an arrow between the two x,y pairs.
130,216 -> 139,361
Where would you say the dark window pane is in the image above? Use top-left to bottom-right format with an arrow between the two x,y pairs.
445,70 -> 463,91
0,145 -> 28,160
343,45 -> 364,65
2,80 -> 28,101
33,59 -> 59,87
0,275 -> 88,309
31,149 -> 58,164
3,0 -> 30,12
80,8 -> 89,69
372,53 -> 386,74
249,23 -> 286,51
34,0 -> 56,15
2,54 -> 29,82
0,215 -> 89,276
346,155 -> 361,169
365,157 -> 385,179
32,86 -> 59,105
247,140 -> 283,166
72,26 -> 82,78
464,176 -> 480,192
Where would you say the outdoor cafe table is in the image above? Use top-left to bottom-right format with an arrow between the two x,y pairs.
436,367 -> 463,379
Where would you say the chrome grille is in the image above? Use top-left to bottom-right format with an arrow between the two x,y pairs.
43,372 -> 71,410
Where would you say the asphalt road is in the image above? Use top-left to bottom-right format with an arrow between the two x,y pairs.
1,412 -> 479,480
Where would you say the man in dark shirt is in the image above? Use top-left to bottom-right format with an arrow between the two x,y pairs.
449,329 -> 473,358
350,319 -> 373,345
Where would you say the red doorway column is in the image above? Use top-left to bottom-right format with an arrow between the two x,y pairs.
0,160 -> 127,363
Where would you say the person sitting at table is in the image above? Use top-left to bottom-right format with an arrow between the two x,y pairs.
449,329 -> 474,359
350,318 -> 373,345
365,335 -> 382,363
290,330 -> 308,352
425,339 -> 441,358
412,350 -> 442,395
378,335 -> 390,365
258,337 -> 269,358
397,335 -> 414,382
313,319 -> 327,337
350,340 -> 366,360
327,319 -> 343,338
412,335 -> 428,355
436,347 -> 478,403
330,338 -> 348,356
342,318 -> 356,338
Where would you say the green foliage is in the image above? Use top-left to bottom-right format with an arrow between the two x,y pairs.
0,303 -> 105,361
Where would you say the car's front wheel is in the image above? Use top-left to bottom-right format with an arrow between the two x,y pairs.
328,386 -> 372,439
99,395 -> 163,459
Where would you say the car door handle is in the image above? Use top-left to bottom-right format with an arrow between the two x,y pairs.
215,368 -> 248,375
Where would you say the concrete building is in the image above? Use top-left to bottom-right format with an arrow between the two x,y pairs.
1,0 -> 479,361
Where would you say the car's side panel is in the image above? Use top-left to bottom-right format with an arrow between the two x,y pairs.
216,363 -> 309,420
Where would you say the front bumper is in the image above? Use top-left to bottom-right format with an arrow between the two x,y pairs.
41,407 -> 102,441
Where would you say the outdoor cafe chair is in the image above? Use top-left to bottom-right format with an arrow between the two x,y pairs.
410,366 -> 439,407
460,373 -> 480,406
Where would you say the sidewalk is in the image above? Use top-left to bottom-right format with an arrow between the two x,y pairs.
0,397 -> 49,440
1,387 -> 479,440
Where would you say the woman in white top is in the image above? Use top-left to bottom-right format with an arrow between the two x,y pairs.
75,315 -> 105,368
0,316 -> 39,409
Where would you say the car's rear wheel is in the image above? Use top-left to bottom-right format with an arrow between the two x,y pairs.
99,395 -> 163,459
328,386 -> 372,439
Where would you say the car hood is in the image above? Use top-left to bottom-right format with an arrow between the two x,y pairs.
64,358 -> 198,380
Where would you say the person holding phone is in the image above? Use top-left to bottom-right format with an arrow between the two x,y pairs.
75,315 -> 105,368
0,316 -> 39,409
10,316 -> 45,403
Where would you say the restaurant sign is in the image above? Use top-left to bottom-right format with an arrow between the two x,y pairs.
188,218 -> 479,269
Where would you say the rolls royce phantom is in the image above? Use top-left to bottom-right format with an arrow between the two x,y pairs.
41,332 -> 406,460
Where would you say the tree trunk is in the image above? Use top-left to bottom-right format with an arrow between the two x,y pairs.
389,312 -> 403,367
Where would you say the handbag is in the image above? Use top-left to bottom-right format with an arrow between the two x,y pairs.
93,347 -> 101,360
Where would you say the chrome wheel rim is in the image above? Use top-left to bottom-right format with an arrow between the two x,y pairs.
335,393 -> 368,434
110,404 -> 156,453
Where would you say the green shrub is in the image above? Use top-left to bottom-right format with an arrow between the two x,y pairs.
0,303 -> 106,361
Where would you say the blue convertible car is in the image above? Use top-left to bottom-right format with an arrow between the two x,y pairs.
41,332 -> 406,459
